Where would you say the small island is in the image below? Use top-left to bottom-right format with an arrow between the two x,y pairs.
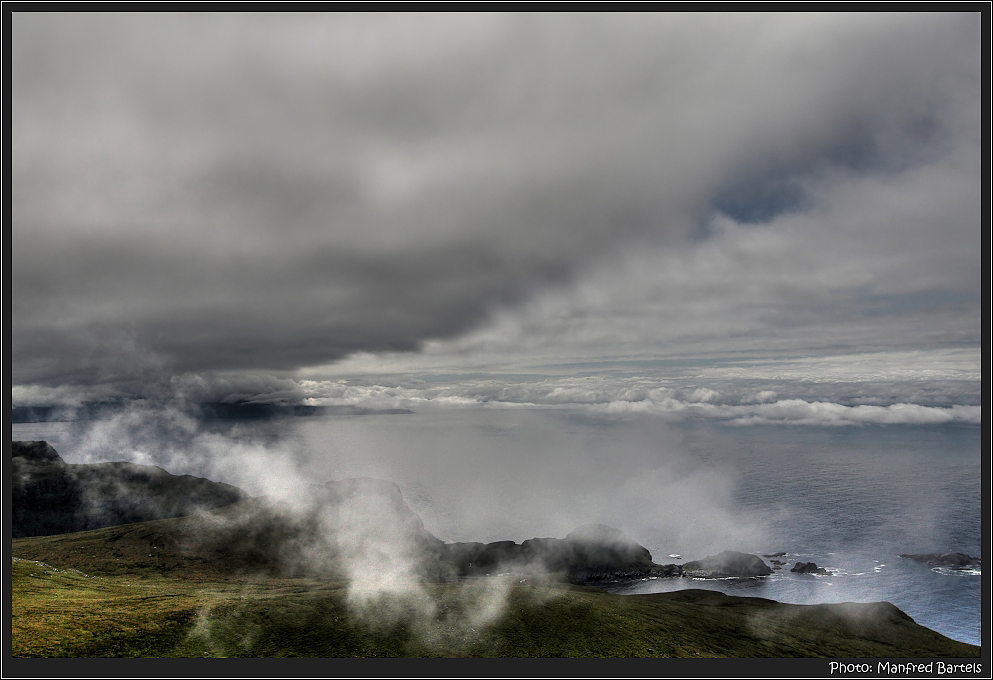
900,553 -> 981,570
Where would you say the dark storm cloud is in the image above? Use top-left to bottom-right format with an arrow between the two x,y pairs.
11,13 -> 981,393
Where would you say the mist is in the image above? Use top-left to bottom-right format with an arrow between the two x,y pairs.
11,12 -> 981,649
25,402 -> 978,563
13,394 -> 981,645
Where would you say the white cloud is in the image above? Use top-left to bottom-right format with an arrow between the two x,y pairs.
248,371 -> 984,428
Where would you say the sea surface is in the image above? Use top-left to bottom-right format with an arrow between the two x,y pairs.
12,410 -> 982,646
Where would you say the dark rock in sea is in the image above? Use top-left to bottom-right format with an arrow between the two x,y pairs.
11,440 -> 250,538
654,563 -> 684,578
682,551 -> 772,578
442,524 -> 665,581
560,524 -> 657,580
462,541 -> 522,573
791,561 -> 831,575
899,553 -> 981,570
762,552 -> 787,558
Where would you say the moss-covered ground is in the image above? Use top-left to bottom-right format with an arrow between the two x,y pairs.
11,552 -> 980,658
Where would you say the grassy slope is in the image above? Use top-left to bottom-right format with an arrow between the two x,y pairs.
11,527 -> 982,658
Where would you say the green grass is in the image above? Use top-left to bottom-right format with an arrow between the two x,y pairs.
12,557 -> 202,657
11,522 -> 981,658
11,555 -> 980,658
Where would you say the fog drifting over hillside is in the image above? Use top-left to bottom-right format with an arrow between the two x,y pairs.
10,16 -> 982,648
11,13 -> 980,411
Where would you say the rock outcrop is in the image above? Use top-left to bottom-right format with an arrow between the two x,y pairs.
899,553 -> 981,570
682,551 -> 772,578
791,561 -> 831,575
441,523 -> 666,581
12,440 -> 65,464
11,441 -> 249,538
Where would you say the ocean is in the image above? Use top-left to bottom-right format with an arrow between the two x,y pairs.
12,409 -> 982,646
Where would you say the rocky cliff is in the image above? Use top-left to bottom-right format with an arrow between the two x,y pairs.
11,441 -> 249,538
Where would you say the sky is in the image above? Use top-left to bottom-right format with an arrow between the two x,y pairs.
10,13 -> 983,426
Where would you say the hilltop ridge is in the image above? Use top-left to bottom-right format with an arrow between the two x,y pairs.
11,441 -> 249,538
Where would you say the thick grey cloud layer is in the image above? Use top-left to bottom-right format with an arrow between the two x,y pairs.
11,13 -> 981,396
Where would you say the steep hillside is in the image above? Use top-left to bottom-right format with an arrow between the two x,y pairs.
11,441 -> 249,537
